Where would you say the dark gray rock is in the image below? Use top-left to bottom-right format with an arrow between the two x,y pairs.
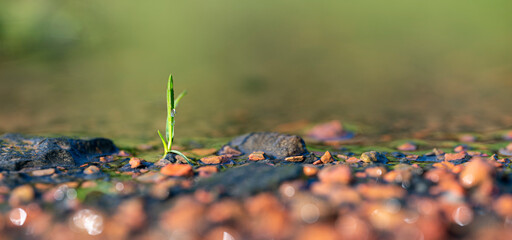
195,163 -> 303,198
0,133 -> 118,171
219,132 -> 308,159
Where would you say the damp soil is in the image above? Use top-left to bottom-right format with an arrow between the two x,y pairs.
1,128 -> 512,239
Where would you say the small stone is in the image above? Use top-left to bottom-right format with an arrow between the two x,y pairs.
365,166 -> 387,178
297,224 -> 339,240
444,152 -> 468,161
118,150 -> 130,157
9,185 -> 34,206
303,166 -> 319,177
249,151 -> 266,161
197,166 -> 218,178
357,184 -> 406,200
360,151 -> 388,163
84,165 -> 100,174
397,142 -> 417,151
459,157 -> 493,188
345,157 -> 360,163
31,168 -> 55,176
494,194 -> 512,218
201,155 -> 229,164
313,160 -> 323,165
137,172 -> 166,183
433,148 -> 445,156
129,158 -> 142,168
160,164 -> 193,177
190,148 -> 218,156
218,146 -> 242,156
454,145 -> 468,153
222,132 -> 308,159
99,156 -> 114,162
285,156 -> 304,162
320,151 -> 334,164
318,165 -> 351,184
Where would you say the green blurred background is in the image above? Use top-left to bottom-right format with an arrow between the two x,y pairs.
1,0 -> 512,139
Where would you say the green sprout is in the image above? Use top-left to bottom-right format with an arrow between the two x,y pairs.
157,74 -> 193,165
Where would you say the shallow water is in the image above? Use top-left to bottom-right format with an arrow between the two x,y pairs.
1,1 -> 512,139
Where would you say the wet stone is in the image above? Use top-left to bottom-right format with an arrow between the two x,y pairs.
360,151 -> 388,163
249,151 -> 266,161
0,133 -> 118,171
84,166 -> 100,174
285,156 -> 304,162
31,168 -> 55,176
160,164 -> 193,177
201,155 -> 229,164
220,132 -> 308,160
320,151 -> 334,164
196,163 -> 303,198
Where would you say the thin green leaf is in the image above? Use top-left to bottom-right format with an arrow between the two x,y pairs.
170,150 -> 194,165
157,130 -> 168,155
166,74 -> 175,141
174,90 -> 187,108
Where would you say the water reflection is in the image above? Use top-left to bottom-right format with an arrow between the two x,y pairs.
72,209 -> 104,235
300,203 -> 320,224
223,232 -> 235,240
452,206 -> 473,227
9,208 -> 27,226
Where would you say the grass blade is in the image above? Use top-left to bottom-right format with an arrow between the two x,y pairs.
170,150 -> 194,165
174,90 -> 187,108
157,130 -> 168,156
166,74 -> 175,142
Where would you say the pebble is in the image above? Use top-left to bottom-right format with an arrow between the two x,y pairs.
320,151 -> 334,163
454,145 -> 468,153
206,199 -> 243,223
444,152 -> 467,161
9,185 -> 35,206
397,142 -> 417,151
248,151 -> 266,161
118,150 -> 131,157
197,166 -> 218,178
218,146 -> 242,156
129,158 -> 142,168
345,157 -> 360,163
113,198 -> 147,230
494,194 -> 512,218
365,166 -> 387,178
201,155 -> 229,164
297,224 -> 339,240
357,184 -> 406,200
303,165 -> 319,177
285,156 -> 304,162
31,168 -> 55,176
318,165 -> 352,184
459,157 -> 493,188
84,165 -> 100,174
360,151 -> 388,163
160,164 -> 193,177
